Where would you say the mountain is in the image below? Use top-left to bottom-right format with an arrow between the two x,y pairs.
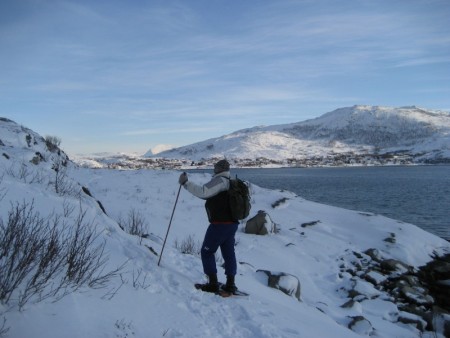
148,105 -> 450,164
1,118 -> 450,337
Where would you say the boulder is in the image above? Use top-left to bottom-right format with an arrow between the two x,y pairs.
245,210 -> 277,235
256,270 -> 301,301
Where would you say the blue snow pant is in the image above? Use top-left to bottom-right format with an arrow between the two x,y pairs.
201,223 -> 239,276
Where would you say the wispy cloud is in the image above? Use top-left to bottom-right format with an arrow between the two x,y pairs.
121,126 -> 221,137
394,57 -> 450,68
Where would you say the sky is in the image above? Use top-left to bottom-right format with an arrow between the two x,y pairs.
1,0 -> 450,156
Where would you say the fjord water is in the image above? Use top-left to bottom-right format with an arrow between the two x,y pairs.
232,166 -> 450,241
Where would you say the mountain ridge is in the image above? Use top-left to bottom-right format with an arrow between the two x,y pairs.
148,105 -> 450,164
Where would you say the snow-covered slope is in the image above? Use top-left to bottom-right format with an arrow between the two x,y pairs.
0,117 -> 70,169
1,118 -> 450,338
150,106 -> 450,162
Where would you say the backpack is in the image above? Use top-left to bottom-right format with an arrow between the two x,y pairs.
226,176 -> 251,221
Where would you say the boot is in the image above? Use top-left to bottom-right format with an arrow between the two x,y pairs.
199,274 -> 219,293
223,275 -> 237,293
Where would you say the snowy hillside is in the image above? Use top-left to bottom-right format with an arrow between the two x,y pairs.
149,106 -> 450,164
0,117 -> 70,169
1,118 -> 450,338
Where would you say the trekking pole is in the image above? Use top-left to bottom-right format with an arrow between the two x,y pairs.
158,183 -> 182,266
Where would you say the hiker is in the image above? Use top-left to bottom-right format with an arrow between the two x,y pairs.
178,159 -> 238,293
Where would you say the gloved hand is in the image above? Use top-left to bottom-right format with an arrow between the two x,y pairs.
178,172 -> 188,185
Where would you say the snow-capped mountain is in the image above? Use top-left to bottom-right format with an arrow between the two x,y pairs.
149,106 -> 450,163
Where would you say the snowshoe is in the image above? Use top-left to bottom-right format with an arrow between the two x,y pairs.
194,282 -> 219,294
194,283 -> 249,297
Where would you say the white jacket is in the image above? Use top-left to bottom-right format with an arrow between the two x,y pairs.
183,171 -> 230,200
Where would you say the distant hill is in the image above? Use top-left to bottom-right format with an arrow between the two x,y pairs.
147,105 -> 450,164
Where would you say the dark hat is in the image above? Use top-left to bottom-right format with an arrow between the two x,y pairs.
214,159 -> 230,174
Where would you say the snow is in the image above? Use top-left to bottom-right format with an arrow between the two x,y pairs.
150,105 -> 450,162
1,118 -> 450,338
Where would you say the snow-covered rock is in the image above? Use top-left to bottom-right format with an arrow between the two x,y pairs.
256,270 -> 301,301
348,316 -> 374,335
245,210 -> 277,235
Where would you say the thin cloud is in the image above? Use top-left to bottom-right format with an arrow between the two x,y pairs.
394,57 -> 450,68
121,126 -> 221,137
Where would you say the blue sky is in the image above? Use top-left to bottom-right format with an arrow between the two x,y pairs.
1,0 -> 449,156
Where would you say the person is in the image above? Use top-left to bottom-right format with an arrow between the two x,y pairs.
178,159 -> 239,293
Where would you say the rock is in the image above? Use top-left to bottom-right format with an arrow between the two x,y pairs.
301,220 -> 320,228
364,270 -> 387,286
380,259 -> 410,274
383,232 -> 397,243
245,210 -> 277,235
399,286 -> 434,306
398,304 -> 432,330
401,275 -> 420,287
383,236 -> 396,244
341,300 -> 357,308
341,252 -> 449,335
256,270 -> 301,301
81,186 -> 107,214
363,248 -> 383,262
347,289 -> 363,300
271,197 -> 289,208
444,314 -> 450,338
82,186 -> 93,197
397,311 -> 427,332
348,316 -> 373,335
145,245 -> 158,256
30,152 -> 44,165
353,279 -> 381,299
417,253 -> 450,311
